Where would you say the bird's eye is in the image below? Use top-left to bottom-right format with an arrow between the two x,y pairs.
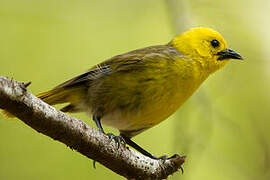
211,39 -> 220,48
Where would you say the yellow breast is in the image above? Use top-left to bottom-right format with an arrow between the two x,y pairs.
102,60 -> 209,135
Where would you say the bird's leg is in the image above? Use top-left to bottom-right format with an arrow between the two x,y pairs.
92,115 -> 125,168
93,115 -> 105,133
121,135 -> 184,172
92,115 -> 125,147
92,116 -> 181,170
121,134 -> 180,160
121,134 -> 157,159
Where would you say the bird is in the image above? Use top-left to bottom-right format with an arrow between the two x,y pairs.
1,27 -> 242,159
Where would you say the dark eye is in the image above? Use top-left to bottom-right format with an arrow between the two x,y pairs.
211,39 -> 220,48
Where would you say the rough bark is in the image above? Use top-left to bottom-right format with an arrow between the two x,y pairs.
0,76 -> 185,180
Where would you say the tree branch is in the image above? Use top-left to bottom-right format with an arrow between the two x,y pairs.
0,76 -> 185,180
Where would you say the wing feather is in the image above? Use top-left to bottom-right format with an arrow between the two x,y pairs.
54,45 -> 181,89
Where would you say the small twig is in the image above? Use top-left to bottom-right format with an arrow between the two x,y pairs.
23,81 -> 32,88
0,76 -> 185,180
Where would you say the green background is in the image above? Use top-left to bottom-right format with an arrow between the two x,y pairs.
1,0 -> 269,179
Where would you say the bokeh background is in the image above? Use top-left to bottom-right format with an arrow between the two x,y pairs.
1,0 -> 270,179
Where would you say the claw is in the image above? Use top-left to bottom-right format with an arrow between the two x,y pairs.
179,166 -> 184,174
107,133 -> 126,148
154,154 -> 184,173
168,153 -> 180,159
156,153 -> 180,160
93,160 -> 97,169
168,154 -> 184,174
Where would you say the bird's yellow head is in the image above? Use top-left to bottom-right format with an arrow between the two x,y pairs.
170,27 -> 242,73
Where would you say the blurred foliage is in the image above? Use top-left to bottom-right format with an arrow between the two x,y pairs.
168,0 -> 270,180
0,0 -> 270,180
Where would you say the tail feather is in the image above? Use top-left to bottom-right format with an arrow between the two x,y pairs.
37,87 -> 85,105
1,109 -> 15,118
1,87 -> 84,119
37,88 -> 69,105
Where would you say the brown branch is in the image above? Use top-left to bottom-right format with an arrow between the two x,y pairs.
0,76 -> 185,180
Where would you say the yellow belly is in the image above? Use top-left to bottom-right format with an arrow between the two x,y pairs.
101,83 -> 197,135
100,61 -> 209,137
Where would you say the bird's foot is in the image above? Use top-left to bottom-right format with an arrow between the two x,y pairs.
154,153 -> 180,160
153,153 -> 184,173
107,133 -> 126,148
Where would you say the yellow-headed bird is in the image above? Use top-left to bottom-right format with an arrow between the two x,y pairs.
1,27 -> 242,159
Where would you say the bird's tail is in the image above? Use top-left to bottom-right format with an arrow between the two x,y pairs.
37,88 -> 74,105
1,87 -> 84,118
0,110 -> 14,118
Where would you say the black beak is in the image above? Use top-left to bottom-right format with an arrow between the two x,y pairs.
217,48 -> 243,60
